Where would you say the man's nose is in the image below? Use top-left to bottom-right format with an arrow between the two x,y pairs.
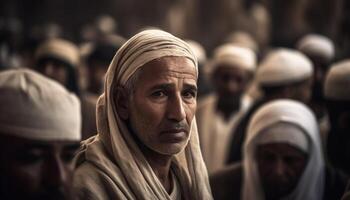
274,159 -> 288,179
226,79 -> 239,93
44,155 -> 67,188
167,93 -> 186,122
44,62 -> 55,77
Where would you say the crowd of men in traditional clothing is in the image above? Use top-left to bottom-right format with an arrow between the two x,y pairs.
0,15 -> 350,200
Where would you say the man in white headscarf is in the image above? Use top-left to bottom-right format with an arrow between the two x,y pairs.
297,34 -> 335,144
73,29 -> 213,200
227,48 -> 314,164
196,44 -> 256,173
211,100 -> 347,200
0,69 -> 81,200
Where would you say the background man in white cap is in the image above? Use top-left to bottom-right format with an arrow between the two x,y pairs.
73,29 -> 212,200
211,100 -> 347,200
297,34 -> 335,139
196,44 -> 256,173
35,38 -> 98,140
35,38 -> 81,95
0,69 -> 81,200
227,48 -> 314,164
324,60 -> 350,176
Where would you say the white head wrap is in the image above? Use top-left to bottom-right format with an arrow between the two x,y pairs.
256,48 -> 313,86
77,29 -> 212,200
185,40 -> 207,65
297,34 -> 335,61
324,60 -> 350,101
0,69 -> 81,141
242,99 -> 325,200
36,38 -> 80,67
207,44 -> 256,74
256,123 -> 309,153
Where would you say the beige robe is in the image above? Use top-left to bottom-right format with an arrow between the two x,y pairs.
196,94 -> 249,173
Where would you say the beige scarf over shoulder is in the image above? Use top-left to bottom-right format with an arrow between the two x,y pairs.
76,29 -> 212,200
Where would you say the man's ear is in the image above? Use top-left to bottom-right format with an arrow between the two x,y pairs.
114,86 -> 129,120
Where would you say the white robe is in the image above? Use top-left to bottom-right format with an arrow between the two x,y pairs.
196,94 -> 250,173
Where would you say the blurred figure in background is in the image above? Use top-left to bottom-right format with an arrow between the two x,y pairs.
297,34 -> 335,145
85,38 -> 125,97
185,40 -> 211,97
0,18 -> 23,70
79,37 -> 125,139
196,44 -> 256,173
0,69 -> 81,200
227,48 -> 314,163
324,60 -> 350,176
211,100 -> 347,200
35,38 -> 81,95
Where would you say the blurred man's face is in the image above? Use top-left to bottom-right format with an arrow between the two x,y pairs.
257,143 -> 307,200
328,102 -> 350,135
120,56 -> 197,155
212,65 -> 252,101
288,78 -> 313,104
309,55 -> 330,102
37,58 -> 69,87
88,62 -> 108,94
0,135 -> 80,200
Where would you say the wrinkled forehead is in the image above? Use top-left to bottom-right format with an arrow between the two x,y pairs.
142,56 -> 197,77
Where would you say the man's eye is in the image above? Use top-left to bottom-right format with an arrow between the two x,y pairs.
151,91 -> 166,98
15,151 -> 43,165
182,90 -> 197,99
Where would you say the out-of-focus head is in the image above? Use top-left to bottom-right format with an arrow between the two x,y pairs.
297,34 -> 335,101
110,29 -> 198,156
35,39 -> 80,94
0,69 -> 81,200
208,44 -> 256,101
324,60 -> 350,134
257,48 -> 313,103
86,37 -> 125,94
243,99 -> 324,200
185,40 -> 207,66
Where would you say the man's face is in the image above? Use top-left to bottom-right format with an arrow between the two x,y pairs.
212,65 -> 252,100
0,135 -> 80,200
88,62 -> 108,94
328,102 -> 350,135
257,143 -> 308,199
38,58 -> 69,86
126,56 -> 197,155
309,55 -> 330,102
288,78 -> 313,104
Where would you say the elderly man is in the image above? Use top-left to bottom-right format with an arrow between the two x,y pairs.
211,100 -> 347,200
227,48 -> 314,163
73,29 -> 213,199
0,69 -> 81,200
196,44 -> 256,173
